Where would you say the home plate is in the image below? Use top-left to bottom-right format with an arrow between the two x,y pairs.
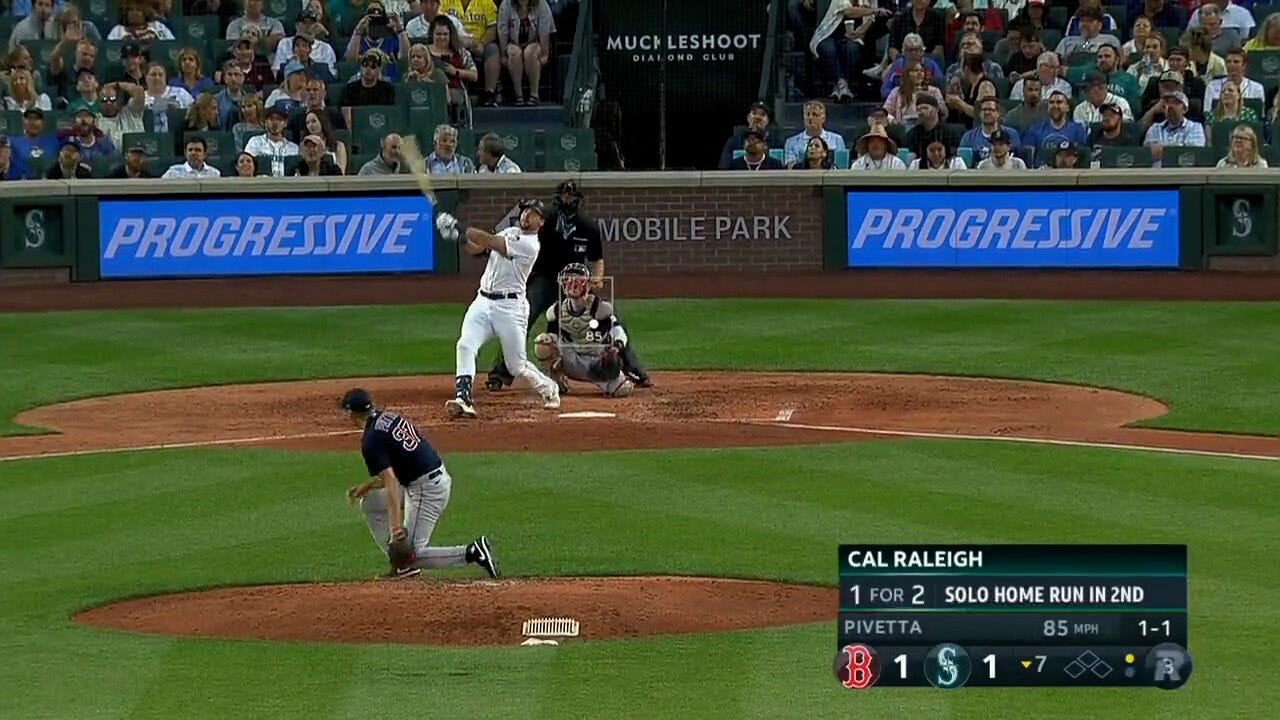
559,411 -> 616,419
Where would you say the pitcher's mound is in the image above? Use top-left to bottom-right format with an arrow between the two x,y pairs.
75,576 -> 835,646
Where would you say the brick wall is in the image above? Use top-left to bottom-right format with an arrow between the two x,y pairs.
455,184 -> 823,275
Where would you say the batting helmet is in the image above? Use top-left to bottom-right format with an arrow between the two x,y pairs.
518,198 -> 547,218
557,262 -> 591,300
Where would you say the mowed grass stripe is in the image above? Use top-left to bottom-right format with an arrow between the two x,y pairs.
3,300 -> 1280,435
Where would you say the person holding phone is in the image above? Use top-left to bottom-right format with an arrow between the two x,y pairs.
427,15 -> 479,123
345,1 -> 409,80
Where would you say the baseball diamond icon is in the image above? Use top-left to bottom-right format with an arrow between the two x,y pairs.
1064,651 -> 1112,679
412,89 -> 430,104
561,135 -> 578,150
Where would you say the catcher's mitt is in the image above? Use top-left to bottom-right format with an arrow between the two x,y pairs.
597,345 -> 622,376
386,536 -> 416,572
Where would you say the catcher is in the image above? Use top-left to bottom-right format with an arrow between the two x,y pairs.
532,263 -> 637,397
340,388 -> 499,580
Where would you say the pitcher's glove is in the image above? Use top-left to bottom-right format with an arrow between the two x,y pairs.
387,536 -> 416,572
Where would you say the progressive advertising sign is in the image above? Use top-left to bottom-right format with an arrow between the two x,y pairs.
598,0 -> 769,169
98,195 -> 435,278
846,190 -> 1181,268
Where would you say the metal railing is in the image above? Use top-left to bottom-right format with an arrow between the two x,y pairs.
757,0 -> 785,114
562,0 -> 598,129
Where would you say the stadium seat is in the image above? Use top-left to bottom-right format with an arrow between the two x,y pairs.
544,145 -> 598,172
1097,145 -> 1152,168
896,148 -> 910,164
482,127 -> 538,169
1162,146 -> 1219,168
1246,50 -> 1280,91
327,83 -> 345,108
175,16 -> 222,46
150,41 -> 184,76
0,110 -> 20,136
143,156 -> 173,177
457,128 -> 478,155
1262,142 -> 1280,166
1252,3 -> 1278,24
263,0 -> 298,27
1157,27 -> 1182,55
1048,6 -> 1069,28
123,131 -> 173,157
90,156 -> 116,178
1041,29 -> 1063,51
833,147 -> 850,168
396,82 -> 447,111
350,106 -> 405,154
19,39 -> 61,71
1211,121 -> 1266,150
81,0 -> 118,30
1104,5 -> 1128,30
957,147 -> 974,167
545,128 -> 594,155
408,106 -> 450,143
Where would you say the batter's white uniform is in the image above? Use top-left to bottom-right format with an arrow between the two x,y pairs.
455,227 -> 559,398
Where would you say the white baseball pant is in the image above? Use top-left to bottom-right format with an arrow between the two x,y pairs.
455,294 -> 558,395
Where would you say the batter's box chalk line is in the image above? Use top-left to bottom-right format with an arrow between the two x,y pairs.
523,617 -> 580,639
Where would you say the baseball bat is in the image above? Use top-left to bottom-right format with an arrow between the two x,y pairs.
399,135 -> 437,205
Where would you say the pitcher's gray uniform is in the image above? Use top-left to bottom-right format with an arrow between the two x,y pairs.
533,264 -> 634,397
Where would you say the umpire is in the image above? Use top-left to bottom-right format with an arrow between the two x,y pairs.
485,180 -> 651,390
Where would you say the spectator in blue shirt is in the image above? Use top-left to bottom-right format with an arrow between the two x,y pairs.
0,137 -> 30,180
58,107 -> 117,162
1066,0 -> 1118,36
783,99 -> 847,166
8,108 -> 59,166
960,96 -> 1023,162
1024,90 -> 1088,165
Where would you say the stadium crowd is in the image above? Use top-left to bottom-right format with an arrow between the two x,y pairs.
0,0 -> 581,179
722,0 -> 1279,169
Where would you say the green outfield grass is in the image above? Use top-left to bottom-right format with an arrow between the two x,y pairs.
0,444 -> 1276,719
1,300 -> 1278,719
1,300 -> 1279,436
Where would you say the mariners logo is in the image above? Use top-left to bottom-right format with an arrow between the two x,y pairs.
924,643 -> 972,689
1231,198 -> 1253,239
24,209 -> 46,250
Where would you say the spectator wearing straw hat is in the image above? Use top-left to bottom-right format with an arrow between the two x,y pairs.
850,125 -> 906,169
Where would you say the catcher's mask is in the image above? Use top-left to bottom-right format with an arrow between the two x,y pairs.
558,262 -> 591,300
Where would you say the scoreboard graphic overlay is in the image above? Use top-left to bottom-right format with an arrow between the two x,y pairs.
834,545 -> 1191,690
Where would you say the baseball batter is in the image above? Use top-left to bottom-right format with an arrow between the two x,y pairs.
340,388 -> 499,580
436,199 -> 561,419
533,263 -> 635,397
